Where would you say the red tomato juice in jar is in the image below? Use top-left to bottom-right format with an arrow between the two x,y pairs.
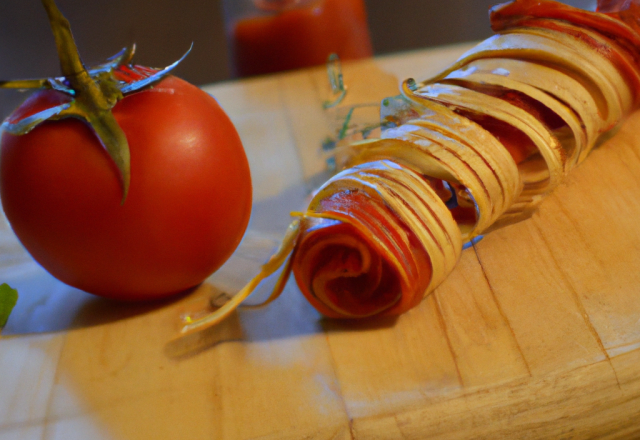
226,0 -> 373,77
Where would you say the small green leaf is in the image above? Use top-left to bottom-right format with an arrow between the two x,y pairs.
0,283 -> 18,333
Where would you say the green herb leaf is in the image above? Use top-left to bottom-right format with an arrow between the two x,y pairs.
0,283 -> 18,333
323,53 -> 347,109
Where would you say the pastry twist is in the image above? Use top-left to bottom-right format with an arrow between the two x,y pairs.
291,0 -> 640,318
180,0 -> 640,334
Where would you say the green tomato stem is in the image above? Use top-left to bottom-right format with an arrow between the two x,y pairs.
40,0 -> 131,202
0,1 -> 192,204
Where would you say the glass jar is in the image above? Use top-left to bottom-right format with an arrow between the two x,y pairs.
222,0 -> 373,78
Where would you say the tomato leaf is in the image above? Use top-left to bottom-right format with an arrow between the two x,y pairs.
0,78 -> 49,89
120,44 -> 192,94
1,102 -> 72,135
91,45 -> 137,75
0,283 -> 18,334
85,110 -> 131,203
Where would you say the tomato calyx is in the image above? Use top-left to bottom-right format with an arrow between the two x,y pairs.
0,0 -> 191,203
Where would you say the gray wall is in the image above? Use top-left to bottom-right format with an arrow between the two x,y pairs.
0,0 -> 595,118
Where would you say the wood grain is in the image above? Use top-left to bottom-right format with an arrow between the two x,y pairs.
1,44 -> 639,439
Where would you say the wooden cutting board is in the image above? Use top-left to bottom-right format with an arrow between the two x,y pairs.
1,43 -> 639,440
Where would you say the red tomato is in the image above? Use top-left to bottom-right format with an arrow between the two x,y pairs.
0,75 -> 252,301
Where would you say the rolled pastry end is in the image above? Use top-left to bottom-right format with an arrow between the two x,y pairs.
292,189 -> 433,319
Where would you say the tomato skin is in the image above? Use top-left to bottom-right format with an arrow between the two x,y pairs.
0,75 -> 252,301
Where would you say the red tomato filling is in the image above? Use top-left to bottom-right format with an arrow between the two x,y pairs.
490,0 -> 640,95
293,189 -> 432,318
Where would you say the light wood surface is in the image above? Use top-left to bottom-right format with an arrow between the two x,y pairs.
1,43 -> 640,440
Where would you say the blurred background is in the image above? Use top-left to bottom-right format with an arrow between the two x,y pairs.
0,0 -> 596,119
